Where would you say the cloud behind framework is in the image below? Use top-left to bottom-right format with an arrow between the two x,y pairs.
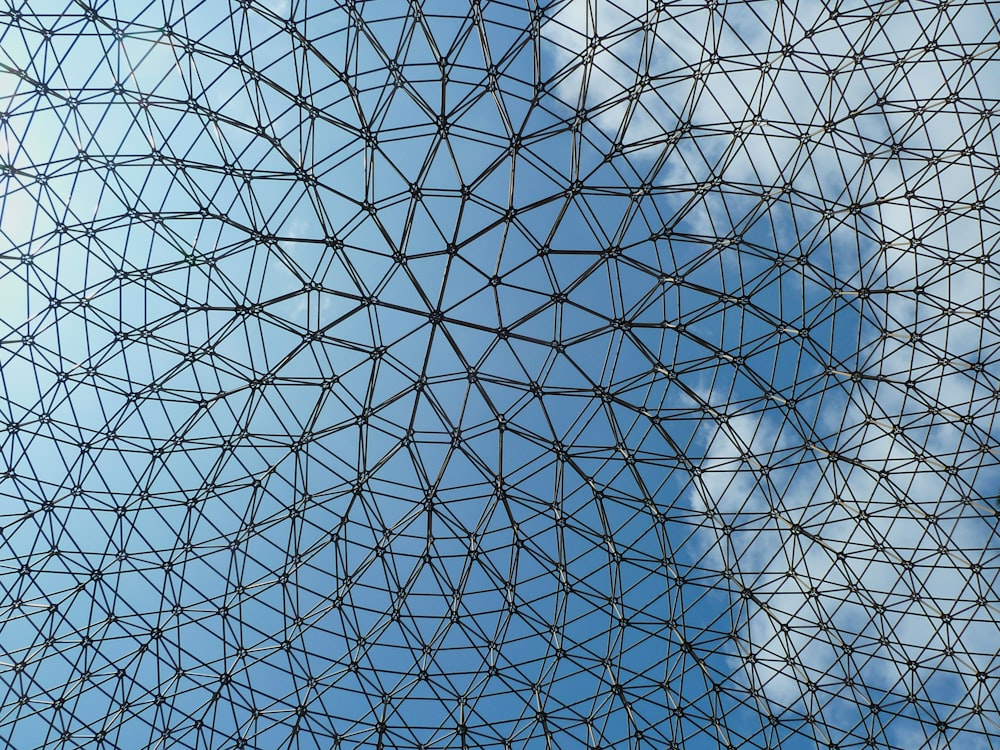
0,2 -> 998,749
546,0 -> 1000,744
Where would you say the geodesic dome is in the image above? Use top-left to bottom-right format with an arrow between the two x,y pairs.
1,1 -> 999,748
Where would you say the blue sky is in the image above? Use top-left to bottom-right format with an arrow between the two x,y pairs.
1,1 -> 999,749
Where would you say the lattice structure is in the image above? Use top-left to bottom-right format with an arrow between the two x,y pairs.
1,1 -> 998,748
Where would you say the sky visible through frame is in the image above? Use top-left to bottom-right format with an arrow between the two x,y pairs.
0,1 -> 998,749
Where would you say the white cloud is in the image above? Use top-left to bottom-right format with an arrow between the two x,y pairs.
544,1 -> 1000,742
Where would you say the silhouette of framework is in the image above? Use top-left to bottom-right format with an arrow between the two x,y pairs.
1,1 -> 998,749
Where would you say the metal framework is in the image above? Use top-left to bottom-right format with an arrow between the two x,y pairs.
1,1 -> 998,748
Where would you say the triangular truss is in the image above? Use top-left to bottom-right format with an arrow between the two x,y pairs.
0,1 -> 998,748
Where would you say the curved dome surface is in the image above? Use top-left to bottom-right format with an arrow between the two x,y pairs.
0,2 -> 999,749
